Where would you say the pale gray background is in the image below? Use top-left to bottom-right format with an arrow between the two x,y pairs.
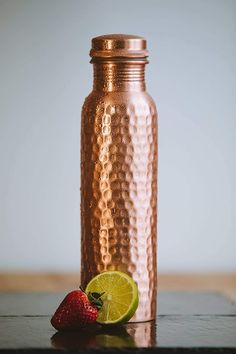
0,0 -> 235,272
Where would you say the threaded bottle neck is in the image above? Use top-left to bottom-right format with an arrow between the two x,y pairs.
92,60 -> 147,92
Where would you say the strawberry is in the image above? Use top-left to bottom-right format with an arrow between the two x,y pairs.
51,289 -> 104,330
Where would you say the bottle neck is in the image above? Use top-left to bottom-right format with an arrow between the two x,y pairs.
92,59 -> 147,92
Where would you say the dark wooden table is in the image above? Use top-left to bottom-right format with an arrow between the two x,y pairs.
0,292 -> 236,353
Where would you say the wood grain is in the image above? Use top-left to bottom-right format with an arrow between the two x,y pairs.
0,273 -> 235,300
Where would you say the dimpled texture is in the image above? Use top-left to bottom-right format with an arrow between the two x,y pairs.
81,92 -> 157,322
51,290 -> 98,330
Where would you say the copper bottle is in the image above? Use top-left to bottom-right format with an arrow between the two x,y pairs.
81,34 -> 158,322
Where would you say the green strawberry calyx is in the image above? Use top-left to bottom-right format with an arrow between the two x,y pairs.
80,286 -> 104,310
88,291 -> 105,310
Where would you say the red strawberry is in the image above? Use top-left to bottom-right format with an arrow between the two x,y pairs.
51,289 -> 103,330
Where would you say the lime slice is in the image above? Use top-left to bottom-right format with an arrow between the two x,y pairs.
85,271 -> 139,325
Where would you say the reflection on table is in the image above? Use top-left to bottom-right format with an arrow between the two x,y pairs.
51,321 -> 157,349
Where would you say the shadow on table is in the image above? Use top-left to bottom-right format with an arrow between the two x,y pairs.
51,321 -> 157,349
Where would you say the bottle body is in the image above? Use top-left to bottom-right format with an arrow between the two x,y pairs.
81,88 -> 158,321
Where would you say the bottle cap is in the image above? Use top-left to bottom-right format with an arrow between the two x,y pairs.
90,34 -> 148,58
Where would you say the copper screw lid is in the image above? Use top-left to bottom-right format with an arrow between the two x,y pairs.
90,34 -> 149,58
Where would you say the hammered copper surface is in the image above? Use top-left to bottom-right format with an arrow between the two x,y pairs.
81,34 -> 158,322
